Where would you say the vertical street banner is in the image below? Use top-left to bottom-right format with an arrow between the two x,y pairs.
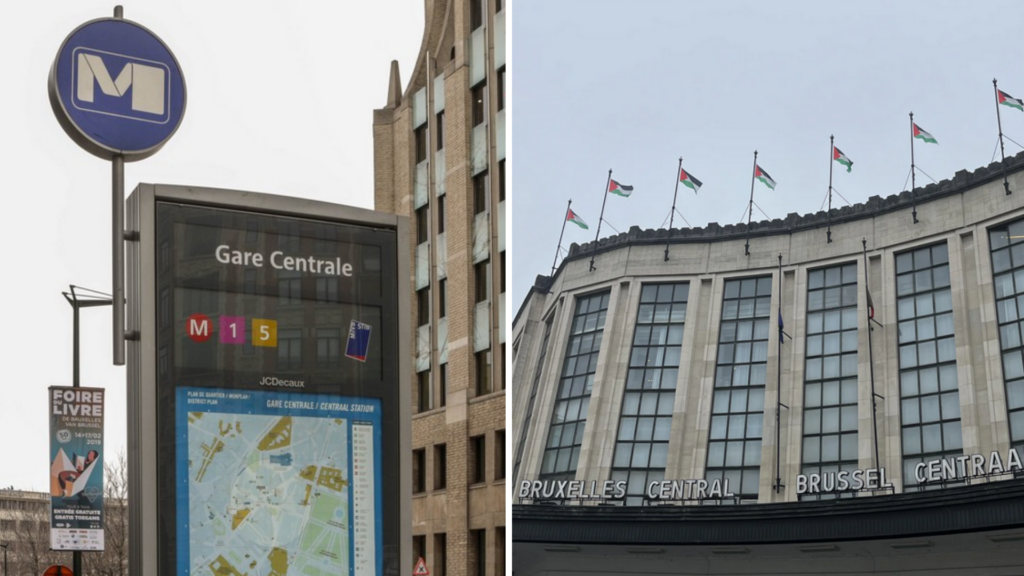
49,386 -> 105,551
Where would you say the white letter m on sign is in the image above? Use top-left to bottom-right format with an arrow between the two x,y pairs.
77,53 -> 165,115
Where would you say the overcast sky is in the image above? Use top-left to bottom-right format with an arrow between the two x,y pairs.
512,0 -> 1024,314
0,1 -> 422,491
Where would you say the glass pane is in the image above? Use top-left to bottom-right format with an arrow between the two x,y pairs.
805,382 -> 821,407
667,325 -> 685,345
943,421 -> 962,451
744,440 -> 762,466
915,269 -> 933,292
896,252 -> 913,274
803,437 -> 820,463
841,405 -> 858,432
932,244 -> 949,265
741,469 -> 760,495
728,415 -> 746,439
824,311 -> 841,332
842,330 -> 858,352
824,287 -> 841,309
897,273 -> 915,296
641,285 -> 658,303
842,285 -> 858,307
636,417 -> 655,441
999,298 -> 1019,324
1007,380 -> 1024,410
900,344 -> 917,368
806,358 -> 822,380
898,298 -> 916,321
939,364 -> 958,391
737,321 -> 753,341
823,356 -> 840,379
824,333 -> 841,355
807,313 -> 823,334
842,308 -> 859,330
640,394 -> 658,415
807,335 -> 823,357
914,247 -> 932,269
917,317 -> 935,341
919,367 -> 938,394
934,290 -> 953,313
623,393 -> 641,415
920,395 -> 940,423
841,354 -> 858,377
741,279 -> 757,298
755,297 -> 771,317
725,281 -> 741,299
903,427 -> 921,455
921,423 -> 942,453
899,320 -> 916,344
940,391 -> 960,420
757,277 -> 773,296
748,388 -> 765,412
735,342 -> 752,363
707,441 -> 726,467
809,290 -> 824,311
916,293 -> 933,316
937,337 -> 956,362
751,342 -> 768,362
933,266 -> 951,289
1011,410 -> 1024,441
804,409 -> 821,435
842,264 -> 858,284
822,407 -> 840,433
918,340 -> 937,366
730,389 -> 748,412
823,381 -> 841,405
657,393 -> 674,415
713,390 -> 730,414
902,398 -> 920,425
753,319 -> 770,340
1001,323 -> 1022,350
994,249 -> 1013,273
901,371 -> 919,396
842,379 -> 858,403
746,414 -> 763,438
841,433 -> 858,461
821,435 -> 839,462
725,441 -> 744,466
809,269 -> 824,289
650,443 -> 668,468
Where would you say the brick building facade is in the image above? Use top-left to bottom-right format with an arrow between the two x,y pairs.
373,1 -> 506,575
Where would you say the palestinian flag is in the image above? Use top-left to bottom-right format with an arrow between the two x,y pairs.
679,167 -> 703,193
833,146 -> 853,173
913,123 -> 938,144
999,89 -> 1024,112
867,286 -> 875,319
608,179 -> 634,197
755,164 -> 776,190
566,208 -> 589,230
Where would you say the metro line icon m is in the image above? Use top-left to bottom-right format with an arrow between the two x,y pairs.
72,48 -> 170,123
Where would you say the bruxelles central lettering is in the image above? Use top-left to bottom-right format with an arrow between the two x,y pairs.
215,244 -> 354,276
518,478 -> 733,501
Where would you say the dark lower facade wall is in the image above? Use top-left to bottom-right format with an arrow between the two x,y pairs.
513,480 -> 1024,575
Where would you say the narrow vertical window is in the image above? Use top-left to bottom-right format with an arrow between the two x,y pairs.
897,243 -> 960,488
706,276 -> 772,501
611,283 -> 688,505
990,222 -> 1024,458
801,263 -> 859,500
539,292 -> 609,481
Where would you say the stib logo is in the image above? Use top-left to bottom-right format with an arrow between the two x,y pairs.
72,48 -> 170,124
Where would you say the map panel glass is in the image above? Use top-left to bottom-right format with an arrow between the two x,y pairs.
176,387 -> 382,576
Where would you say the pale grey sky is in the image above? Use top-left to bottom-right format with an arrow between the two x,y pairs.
0,0 -> 423,491
512,0 -> 1024,312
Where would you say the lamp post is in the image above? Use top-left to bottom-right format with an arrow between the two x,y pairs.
61,285 -> 113,576
2,542 -> 8,576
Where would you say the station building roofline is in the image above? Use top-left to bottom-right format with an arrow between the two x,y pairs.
513,477 -> 1024,546
513,151 -> 1024,328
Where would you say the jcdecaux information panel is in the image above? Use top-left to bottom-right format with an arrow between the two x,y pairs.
154,202 -> 400,576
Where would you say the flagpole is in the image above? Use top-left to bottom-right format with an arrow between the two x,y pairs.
910,112 -> 919,224
863,238 -> 882,471
552,199 -> 572,276
745,150 -> 757,256
827,135 -> 834,244
589,169 -> 612,272
994,78 -> 1012,195
665,157 -> 683,262
774,253 -> 783,493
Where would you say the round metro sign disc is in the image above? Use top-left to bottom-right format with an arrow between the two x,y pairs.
48,17 -> 187,161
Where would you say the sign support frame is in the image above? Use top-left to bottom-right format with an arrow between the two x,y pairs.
126,183 -> 411,576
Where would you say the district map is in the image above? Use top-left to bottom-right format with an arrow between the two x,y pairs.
180,389 -> 359,576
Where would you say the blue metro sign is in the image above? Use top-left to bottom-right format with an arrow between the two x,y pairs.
49,17 -> 186,161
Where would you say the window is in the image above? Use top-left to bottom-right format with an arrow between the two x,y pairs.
436,111 -> 445,151
470,0 -> 484,30
439,279 -> 448,318
440,364 -> 448,407
434,533 -> 447,576
418,289 -> 430,326
496,527 -> 505,576
499,160 -> 505,201
245,217 -> 259,243
418,371 -> 431,413
413,449 -> 426,493
473,172 -> 488,214
496,430 -> 505,480
316,328 -> 341,370
278,270 -> 301,305
475,260 -> 489,303
438,194 -> 446,234
501,343 -> 506,390
416,206 -> 429,244
413,535 -> 426,565
540,292 -> 609,481
316,277 -> 338,302
497,67 -> 505,111
897,243 -> 960,488
706,276 -> 773,502
470,435 -> 486,484
500,251 -> 506,294
991,222 -> 1024,460
471,529 -> 486,576
278,329 -> 302,371
613,283 -> 689,505
472,82 -> 487,126
801,264 -> 859,500
434,444 -> 447,490
415,125 -> 428,163
476,350 -> 492,396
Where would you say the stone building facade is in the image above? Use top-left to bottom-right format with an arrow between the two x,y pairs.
512,153 -> 1024,575
373,1 -> 506,576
